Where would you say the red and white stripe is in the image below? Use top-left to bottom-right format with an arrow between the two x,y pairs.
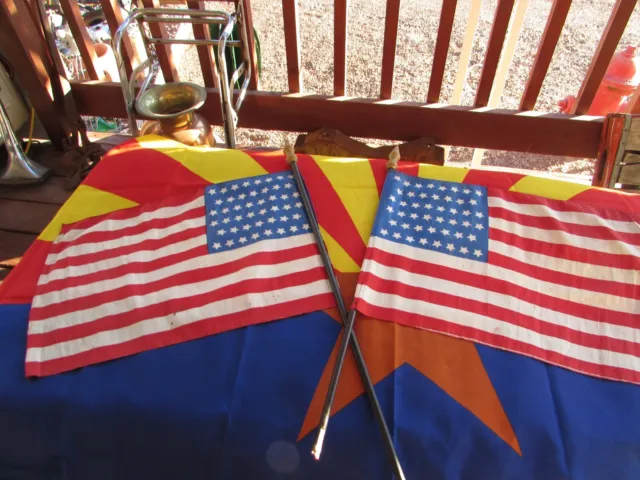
26,193 -> 334,377
354,188 -> 640,384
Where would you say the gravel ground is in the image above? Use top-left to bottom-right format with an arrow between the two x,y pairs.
171,0 -> 640,175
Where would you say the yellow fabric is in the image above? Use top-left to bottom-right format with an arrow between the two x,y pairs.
418,163 -> 469,183
319,226 -> 361,273
509,175 -> 591,200
315,156 -> 380,246
39,185 -> 138,241
137,135 -> 268,183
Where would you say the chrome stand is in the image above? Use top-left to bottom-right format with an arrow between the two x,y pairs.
112,5 -> 252,148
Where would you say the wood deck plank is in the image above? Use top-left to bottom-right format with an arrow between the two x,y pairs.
0,177 -> 71,205
0,231 -> 37,267
0,200 -> 61,235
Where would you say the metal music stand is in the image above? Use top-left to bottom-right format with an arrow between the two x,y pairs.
112,5 -> 252,148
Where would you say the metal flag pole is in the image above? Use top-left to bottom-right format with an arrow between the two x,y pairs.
284,142 -> 406,480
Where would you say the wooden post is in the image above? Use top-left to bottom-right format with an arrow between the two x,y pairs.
0,0 -> 72,149
379,0 -> 401,99
140,0 -> 180,83
471,0 -> 528,167
519,0 -> 571,111
187,0 -> 220,89
57,0 -> 103,80
334,0 -> 348,96
427,0 -> 457,103
282,0 -> 302,93
474,0 -> 516,107
240,0 -> 259,90
101,0 -> 141,80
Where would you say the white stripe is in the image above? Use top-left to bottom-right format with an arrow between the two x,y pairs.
366,237 -> 636,313
38,234 -> 206,286
33,235 -> 317,308
46,216 -> 203,266
490,217 -> 639,257
26,279 -> 331,363
57,196 -> 205,244
356,284 -> 640,373
30,249 -> 323,334
488,195 -> 640,234
490,238 -> 639,286
361,258 -> 639,343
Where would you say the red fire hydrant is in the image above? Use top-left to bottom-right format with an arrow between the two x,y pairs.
558,45 -> 640,114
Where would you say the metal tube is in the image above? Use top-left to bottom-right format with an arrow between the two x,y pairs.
146,38 -> 243,47
113,7 -> 251,147
284,146 -> 405,480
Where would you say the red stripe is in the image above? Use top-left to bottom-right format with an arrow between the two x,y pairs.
41,225 -> 205,276
570,187 -> 640,217
28,266 -> 329,347
355,298 -> 640,385
368,158 -> 388,197
26,293 -> 335,377
242,150 -> 289,174
489,228 -> 640,270
365,247 -> 638,328
489,187 -> 640,224
397,161 -> 419,178
489,205 -> 640,246
59,190 -> 203,236
30,243 -> 321,321
83,143 -> 209,206
463,169 -> 524,191
359,272 -> 640,357
51,205 -> 204,254
297,154 -> 367,265
36,244 -> 206,296
490,250 -> 639,300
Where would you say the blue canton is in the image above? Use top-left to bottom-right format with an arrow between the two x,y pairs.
372,171 -> 489,262
204,172 -> 310,253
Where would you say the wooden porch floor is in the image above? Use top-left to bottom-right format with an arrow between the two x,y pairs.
0,134 -> 129,284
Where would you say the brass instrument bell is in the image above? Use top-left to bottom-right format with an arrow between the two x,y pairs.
136,82 -> 214,147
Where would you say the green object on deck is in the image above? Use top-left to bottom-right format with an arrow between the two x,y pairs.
209,24 -> 261,89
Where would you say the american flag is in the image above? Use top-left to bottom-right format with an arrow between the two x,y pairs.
353,171 -> 640,384
26,172 -> 335,377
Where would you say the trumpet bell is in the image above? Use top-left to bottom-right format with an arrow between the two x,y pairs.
136,82 -> 213,147
0,97 -> 49,186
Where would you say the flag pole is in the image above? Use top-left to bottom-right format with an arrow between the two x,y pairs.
284,143 -> 405,480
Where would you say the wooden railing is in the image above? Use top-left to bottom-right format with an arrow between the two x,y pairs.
1,0 -> 639,162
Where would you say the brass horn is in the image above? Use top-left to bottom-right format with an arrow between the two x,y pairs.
136,82 -> 214,147
0,95 -> 49,185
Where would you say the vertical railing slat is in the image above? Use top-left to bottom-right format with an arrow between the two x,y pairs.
572,0 -> 637,115
427,0 -> 458,103
101,0 -> 140,79
519,0 -> 571,111
334,0 -> 348,96
379,0 -> 401,99
140,0 -> 179,83
474,0 -> 515,107
58,0 -> 103,80
471,0 -> 528,167
0,0 -> 71,149
240,0 -> 259,90
282,0 -> 302,93
187,0 -> 219,88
